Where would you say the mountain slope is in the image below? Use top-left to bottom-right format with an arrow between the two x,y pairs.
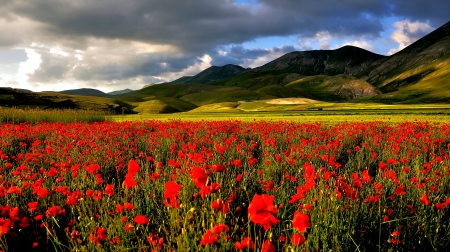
108,89 -> 134,96
59,88 -> 110,97
171,64 -> 248,84
365,21 -> 450,89
286,75 -> 381,101
253,45 -> 386,76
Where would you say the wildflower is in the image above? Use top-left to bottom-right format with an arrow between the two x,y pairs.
248,194 -> 279,230
164,181 -> 182,208
292,211 -> 311,233
199,229 -> 218,246
420,193 -> 430,206
261,240 -> 275,252
104,184 -> 115,197
133,215 -> 149,225
128,160 -> 140,176
212,164 -> 226,172
28,202 -> 38,212
234,237 -> 254,250
212,223 -> 229,234
291,233 -> 306,246
190,167 -> 207,188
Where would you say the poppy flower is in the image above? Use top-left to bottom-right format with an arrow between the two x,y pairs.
128,160 -> 140,176
164,181 -> 182,208
19,217 -> 30,228
133,215 -> 149,225
190,167 -> 208,188
28,202 -> 38,212
123,174 -> 137,189
234,237 -> 254,250
124,223 -> 134,232
104,184 -> 115,197
96,227 -> 108,242
420,193 -> 430,206
211,199 -> 229,214
292,211 -> 311,233
85,164 -> 100,175
124,202 -> 134,211
248,194 -> 279,230
199,229 -> 218,246
261,240 -> 275,252
291,233 -> 306,246
45,206 -> 62,217
212,164 -> 226,172
212,223 -> 229,234
0,218 -> 11,236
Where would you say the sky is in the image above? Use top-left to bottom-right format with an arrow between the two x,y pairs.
0,0 -> 448,93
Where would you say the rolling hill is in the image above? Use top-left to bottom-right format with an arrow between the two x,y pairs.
2,21 -> 449,113
171,64 -> 248,84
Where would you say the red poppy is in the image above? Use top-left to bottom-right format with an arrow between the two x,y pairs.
116,204 -> 125,214
28,202 -> 38,212
212,164 -> 226,172
96,227 -> 108,242
45,206 -> 62,217
394,184 -> 406,195
164,181 -> 182,208
19,217 -> 30,228
0,218 -> 10,236
292,211 -> 311,233
85,164 -> 100,175
199,229 -> 218,246
123,174 -> 137,189
420,193 -> 430,206
34,187 -> 49,199
190,167 -> 207,188
361,170 -> 371,183
211,198 -> 229,214
248,194 -> 279,230
124,223 -> 134,232
104,184 -> 115,197
212,223 -> 229,234
291,233 -> 306,246
124,202 -> 134,211
133,215 -> 149,225
128,160 -> 140,176
234,237 -> 254,250
261,240 -> 275,252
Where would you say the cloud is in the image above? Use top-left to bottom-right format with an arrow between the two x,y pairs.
16,49 -> 42,87
387,20 -> 434,55
0,0 -> 448,91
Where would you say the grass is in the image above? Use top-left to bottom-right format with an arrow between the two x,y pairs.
109,107 -> 450,124
0,107 -> 109,124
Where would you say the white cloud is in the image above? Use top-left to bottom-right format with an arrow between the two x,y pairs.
387,20 -> 433,55
242,47 -> 293,68
158,54 -> 212,80
16,48 -> 42,87
50,47 -> 69,57
341,40 -> 376,52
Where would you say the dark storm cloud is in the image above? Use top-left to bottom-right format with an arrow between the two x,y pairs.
1,0 -> 448,87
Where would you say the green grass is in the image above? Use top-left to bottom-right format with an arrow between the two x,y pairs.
189,102 -> 242,113
0,107 -> 109,124
109,107 -> 450,124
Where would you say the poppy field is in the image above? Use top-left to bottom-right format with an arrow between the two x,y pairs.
0,120 -> 449,251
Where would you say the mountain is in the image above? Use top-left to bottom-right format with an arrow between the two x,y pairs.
364,21 -> 450,91
253,45 -> 386,76
108,88 -> 134,96
171,64 -> 248,84
4,21 -> 449,113
59,88 -> 110,97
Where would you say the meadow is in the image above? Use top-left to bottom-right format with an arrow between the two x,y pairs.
0,107 -> 449,251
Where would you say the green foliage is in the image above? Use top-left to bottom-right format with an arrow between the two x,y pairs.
0,107 -> 109,124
